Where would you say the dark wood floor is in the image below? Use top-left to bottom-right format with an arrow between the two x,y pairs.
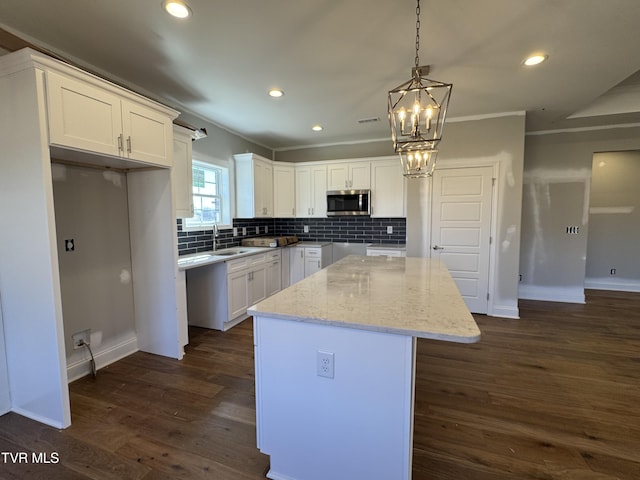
1,290 -> 639,479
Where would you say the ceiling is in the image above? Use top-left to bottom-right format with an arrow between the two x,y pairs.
2,0 -> 640,151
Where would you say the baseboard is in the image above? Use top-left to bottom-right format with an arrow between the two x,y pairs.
66,335 -> 138,383
489,304 -> 520,319
518,285 -> 585,304
10,407 -> 67,429
585,277 -> 640,292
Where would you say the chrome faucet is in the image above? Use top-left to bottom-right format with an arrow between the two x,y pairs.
213,222 -> 218,252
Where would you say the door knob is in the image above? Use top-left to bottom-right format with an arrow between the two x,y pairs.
432,245 -> 444,250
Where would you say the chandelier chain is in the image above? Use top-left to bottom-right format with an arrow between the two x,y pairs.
414,0 -> 421,70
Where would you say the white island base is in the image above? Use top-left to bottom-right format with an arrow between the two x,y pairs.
254,316 -> 415,480
249,255 -> 480,480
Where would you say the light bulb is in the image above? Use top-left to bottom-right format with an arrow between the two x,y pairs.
164,1 -> 190,18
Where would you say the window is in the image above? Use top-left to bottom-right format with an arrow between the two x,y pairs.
183,159 -> 231,230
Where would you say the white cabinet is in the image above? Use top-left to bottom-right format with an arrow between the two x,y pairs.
172,125 -> 194,218
47,71 -> 173,167
187,250 -> 282,331
0,48 -> 180,429
235,153 -> 274,218
295,164 -> 327,218
370,159 -> 406,217
366,247 -> 406,257
265,250 -> 283,297
289,244 -> 332,285
289,246 -> 306,285
273,163 -> 296,217
327,161 -> 370,190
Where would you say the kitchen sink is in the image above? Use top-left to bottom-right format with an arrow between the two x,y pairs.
214,248 -> 251,256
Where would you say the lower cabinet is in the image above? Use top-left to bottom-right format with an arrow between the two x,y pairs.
288,243 -> 332,285
186,249 -> 281,331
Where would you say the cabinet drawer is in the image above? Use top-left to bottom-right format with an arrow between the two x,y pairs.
267,250 -> 281,261
248,253 -> 267,267
366,249 -> 405,257
227,256 -> 251,272
305,248 -> 321,258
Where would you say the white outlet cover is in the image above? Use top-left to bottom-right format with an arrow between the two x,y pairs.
233,227 -> 238,236
317,351 -> 334,379
387,226 -> 393,234
242,227 -> 247,235
304,225 -> 309,233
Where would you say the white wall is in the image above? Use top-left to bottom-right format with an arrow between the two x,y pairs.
521,126 -> 640,302
586,151 -> 640,291
51,163 -> 137,380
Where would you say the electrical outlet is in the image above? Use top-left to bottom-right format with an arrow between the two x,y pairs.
387,226 -> 393,234
256,226 -> 260,234
317,351 -> 334,379
233,227 -> 238,236
610,268 -> 617,276
304,225 -> 309,233
242,227 -> 247,236
265,225 -> 269,233
72,329 -> 91,349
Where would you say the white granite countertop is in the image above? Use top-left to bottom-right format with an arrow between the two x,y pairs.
177,246 -> 274,270
248,255 -> 480,343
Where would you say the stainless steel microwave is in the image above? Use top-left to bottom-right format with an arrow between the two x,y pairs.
326,189 -> 370,216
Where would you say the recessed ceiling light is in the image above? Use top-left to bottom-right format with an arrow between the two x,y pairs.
268,89 -> 284,98
163,0 -> 191,18
312,125 -> 323,132
523,53 -> 548,66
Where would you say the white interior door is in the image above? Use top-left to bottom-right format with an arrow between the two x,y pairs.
431,167 -> 493,314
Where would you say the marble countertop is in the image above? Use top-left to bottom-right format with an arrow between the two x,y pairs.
248,255 -> 480,343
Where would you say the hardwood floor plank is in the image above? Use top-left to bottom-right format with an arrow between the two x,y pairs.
1,291 -> 639,479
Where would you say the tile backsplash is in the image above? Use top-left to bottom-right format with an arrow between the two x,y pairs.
177,217 -> 406,256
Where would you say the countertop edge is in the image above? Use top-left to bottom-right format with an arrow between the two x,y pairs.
248,308 -> 481,343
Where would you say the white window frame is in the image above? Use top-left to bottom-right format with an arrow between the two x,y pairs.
182,153 -> 234,232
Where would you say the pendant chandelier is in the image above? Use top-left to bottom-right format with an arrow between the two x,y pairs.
388,0 -> 452,178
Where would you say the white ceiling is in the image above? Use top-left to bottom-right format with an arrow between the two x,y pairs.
2,0 -> 640,151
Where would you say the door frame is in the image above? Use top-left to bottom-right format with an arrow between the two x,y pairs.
428,158 -> 500,316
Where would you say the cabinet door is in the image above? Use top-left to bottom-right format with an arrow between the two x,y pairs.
172,127 -> 193,218
327,164 -> 349,190
295,167 -> 312,218
349,162 -> 371,189
121,99 -> 172,167
289,247 -> 306,285
248,265 -> 267,306
46,71 -> 122,157
371,159 -> 405,217
253,159 -> 273,218
310,165 -> 327,217
265,259 -> 282,297
305,256 -> 323,277
273,164 -> 296,217
228,270 -> 249,320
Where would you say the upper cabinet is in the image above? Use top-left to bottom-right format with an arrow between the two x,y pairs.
273,163 -> 296,218
172,125 -> 194,219
235,153 -> 274,218
46,70 -> 175,167
295,164 -> 327,218
370,159 -> 406,218
327,161 -> 370,190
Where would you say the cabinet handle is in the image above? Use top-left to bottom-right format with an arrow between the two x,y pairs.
317,260 -> 321,268
300,250 -> 304,259
311,207 -> 314,215
126,136 -> 132,153
117,134 -> 123,152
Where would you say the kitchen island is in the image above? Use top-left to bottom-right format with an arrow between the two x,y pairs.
248,255 -> 480,480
